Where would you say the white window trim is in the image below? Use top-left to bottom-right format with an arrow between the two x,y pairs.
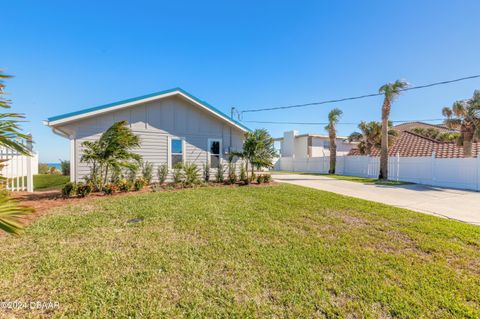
168,136 -> 186,169
207,138 -> 222,167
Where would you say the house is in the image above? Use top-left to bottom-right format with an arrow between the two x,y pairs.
44,88 -> 250,182
275,130 -> 356,158
348,122 -> 479,158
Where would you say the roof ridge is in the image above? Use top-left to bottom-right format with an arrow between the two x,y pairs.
45,88 -> 250,132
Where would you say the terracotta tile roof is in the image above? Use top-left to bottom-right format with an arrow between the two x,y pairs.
348,131 -> 479,158
393,121 -> 456,133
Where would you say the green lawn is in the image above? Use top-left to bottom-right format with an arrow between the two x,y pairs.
1,184 -> 479,318
9,174 -> 70,191
33,174 -> 70,190
273,171 -> 410,185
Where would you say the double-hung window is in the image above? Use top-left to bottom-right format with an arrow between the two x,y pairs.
208,139 -> 222,168
170,137 -> 184,168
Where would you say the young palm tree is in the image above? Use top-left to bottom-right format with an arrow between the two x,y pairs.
378,80 -> 408,180
229,129 -> 277,184
348,121 -> 397,155
0,70 -> 34,235
325,108 -> 342,174
81,121 -> 141,188
442,90 -> 480,157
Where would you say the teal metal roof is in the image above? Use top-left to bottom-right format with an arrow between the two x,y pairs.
46,87 -> 250,131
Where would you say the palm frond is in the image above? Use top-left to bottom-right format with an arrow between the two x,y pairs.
0,195 -> 33,235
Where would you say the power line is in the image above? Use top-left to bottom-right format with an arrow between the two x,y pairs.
240,74 -> 480,114
242,118 -> 445,125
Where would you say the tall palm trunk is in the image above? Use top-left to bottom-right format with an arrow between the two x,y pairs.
328,126 -> 337,174
379,99 -> 390,180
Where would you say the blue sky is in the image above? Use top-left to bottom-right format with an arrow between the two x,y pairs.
2,0 -> 480,162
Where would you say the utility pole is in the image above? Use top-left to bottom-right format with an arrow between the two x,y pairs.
230,106 -> 236,119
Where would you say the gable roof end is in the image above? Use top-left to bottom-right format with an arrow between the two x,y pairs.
44,88 -> 250,132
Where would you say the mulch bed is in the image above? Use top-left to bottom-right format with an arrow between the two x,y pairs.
10,182 -> 277,225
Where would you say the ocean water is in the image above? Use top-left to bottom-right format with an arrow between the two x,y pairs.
46,163 -> 61,170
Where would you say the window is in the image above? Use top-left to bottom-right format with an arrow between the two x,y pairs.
170,138 -> 184,168
323,140 -> 330,149
208,139 -> 222,168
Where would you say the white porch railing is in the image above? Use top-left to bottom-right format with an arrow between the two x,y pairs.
0,137 -> 37,192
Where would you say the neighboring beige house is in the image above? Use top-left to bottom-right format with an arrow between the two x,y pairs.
275,130 -> 356,158
44,88 -> 250,182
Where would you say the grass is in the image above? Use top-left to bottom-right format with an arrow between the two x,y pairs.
1,184 -> 479,318
273,171 -> 410,185
8,174 -> 70,191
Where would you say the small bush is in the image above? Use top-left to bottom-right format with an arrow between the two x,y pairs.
256,174 -> 264,184
227,163 -> 237,184
117,179 -> 131,192
141,161 -> 154,184
184,162 -> 200,186
60,160 -> 70,176
256,174 -> 272,184
38,163 -> 50,175
76,182 -> 92,197
263,174 -> 272,183
239,164 -> 247,184
172,163 -> 185,185
103,182 -> 117,195
216,164 -> 225,183
203,163 -> 210,182
127,164 -> 140,183
61,182 -> 77,197
150,182 -> 163,192
157,164 -> 168,185
133,177 -> 146,191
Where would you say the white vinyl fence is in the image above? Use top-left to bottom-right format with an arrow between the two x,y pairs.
275,154 -> 480,191
0,138 -> 38,192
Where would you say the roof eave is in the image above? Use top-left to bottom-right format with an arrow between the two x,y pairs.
44,88 -> 250,132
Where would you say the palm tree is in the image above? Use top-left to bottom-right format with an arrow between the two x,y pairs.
378,80 -> 408,180
325,108 -> 342,174
442,90 -> 480,157
348,121 -> 397,155
230,129 -> 277,184
0,69 -> 34,235
81,121 -> 141,189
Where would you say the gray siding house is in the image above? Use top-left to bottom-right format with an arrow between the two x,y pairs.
45,88 -> 249,182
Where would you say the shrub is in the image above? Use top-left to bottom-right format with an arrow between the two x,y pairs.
227,163 -> 237,184
172,163 -> 185,185
102,182 -> 116,195
157,164 -> 168,185
133,177 -> 146,191
203,163 -> 210,182
150,182 -> 163,192
38,163 -> 49,175
50,167 -> 61,175
60,160 -> 70,176
256,174 -> 272,184
141,161 -> 154,184
263,174 -> 272,183
61,182 -> 77,197
216,164 -> 225,183
239,163 -> 247,184
183,162 -> 200,186
117,179 -> 131,192
127,165 -> 139,183
256,174 -> 264,184
76,182 -> 92,197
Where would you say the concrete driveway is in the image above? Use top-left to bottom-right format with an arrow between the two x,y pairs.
272,174 -> 480,225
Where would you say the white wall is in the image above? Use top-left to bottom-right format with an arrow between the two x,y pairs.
276,155 -> 480,191
64,95 -> 245,182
